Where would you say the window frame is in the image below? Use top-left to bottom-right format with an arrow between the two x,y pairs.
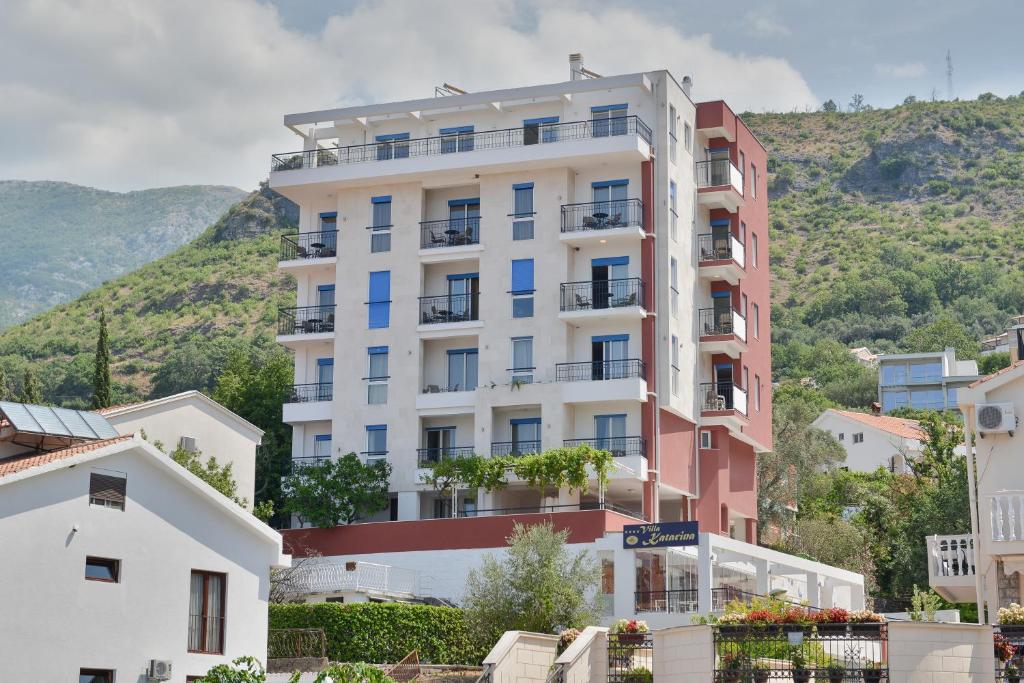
188,570 -> 227,655
511,182 -> 535,241
364,425 -> 388,463
669,257 -> 679,318
313,434 -> 332,459
752,303 -> 760,339
366,346 -> 389,405
367,271 -> 391,329
700,429 -> 713,450
89,472 -> 126,511
670,334 -> 680,397
751,232 -> 759,268
751,163 -> 757,199
85,556 -> 121,583
80,669 -> 116,683
510,258 -> 535,318
754,375 -> 762,412
683,122 -> 693,153
668,104 -> 678,163
369,195 -> 392,253
669,180 -> 678,241
510,336 -> 534,384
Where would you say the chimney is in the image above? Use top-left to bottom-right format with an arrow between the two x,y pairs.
682,75 -> 693,97
570,53 -> 584,81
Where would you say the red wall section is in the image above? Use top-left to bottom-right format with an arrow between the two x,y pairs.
692,432 -> 758,536
695,101 -> 738,141
658,409 -> 696,495
282,509 -> 638,557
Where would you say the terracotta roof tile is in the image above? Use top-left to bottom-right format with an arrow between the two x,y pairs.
0,435 -> 134,478
829,410 -> 926,440
94,403 -> 140,415
969,360 -> 1024,388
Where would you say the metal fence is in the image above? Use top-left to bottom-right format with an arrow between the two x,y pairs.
560,278 -> 645,311
995,626 -> 1024,681
696,158 -> 741,188
290,456 -> 329,472
607,632 -> 653,683
563,436 -> 646,458
560,198 -> 643,233
555,359 -> 646,382
419,292 -> 480,324
490,440 -> 541,456
700,382 -> 737,412
697,233 -> 737,262
417,446 -> 476,467
267,628 -> 326,660
699,307 -> 736,336
271,116 -> 653,172
420,217 -> 481,248
289,382 -> 333,403
280,230 -> 338,260
713,624 -> 887,683
278,305 -> 336,335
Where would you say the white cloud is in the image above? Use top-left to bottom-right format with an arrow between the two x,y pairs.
874,61 -> 927,79
744,7 -> 791,37
0,0 -> 817,191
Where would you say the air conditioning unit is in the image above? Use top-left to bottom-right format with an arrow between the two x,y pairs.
976,402 -> 1016,435
148,660 -> 173,681
179,436 -> 198,453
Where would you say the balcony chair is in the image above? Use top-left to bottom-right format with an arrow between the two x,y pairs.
582,216 -> 597,228
425,384 -> 440,393
609,212 -> 623,227
429,231 -> 446,246
301,319 -> 317,334
575,293 -> 592,309
700,245 -> 715,261
461,226 -> 474,244
705,389 -> 726,411
296,245 -> 309,258
324,313 -> 335,332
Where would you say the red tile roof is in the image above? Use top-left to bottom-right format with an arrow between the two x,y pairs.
969,360 -> 1024,388
94,403 -> 140,415
0,435 -> 134,479
829,410 -> 926,440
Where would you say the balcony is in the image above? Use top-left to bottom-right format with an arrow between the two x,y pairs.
291,456 -> 330,472
418,292 -> 482,337
696,159 -> 744,212
283,383 -> 333,423
419,217 -> 482,259
292,561 -> 420,598
271,116 -> 653,186
416,446 -> 476,468
556,359 -> 647,404
699,382 -> 748,431
697,233 -> 745,285
279,230 -> 338,266
416,384 -> 476,413
926,534 -> 977,603
491,440 -> 541,457
564,436 -> 646,458
559,199 -> 644,244
698,307 -> 747,359
277,305 -> 336,345
991,493 -> 1024,543
559,278 -> 646,324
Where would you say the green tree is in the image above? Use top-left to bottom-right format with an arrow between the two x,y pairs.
212,344 -> 293,524
463,522 -> 601,645
0,363 -> 10,400
903,316 -> 979,359
979,352 -> 1011,375
150,341 -> 218,397
283,454 -> 392,528
90,309 -> 112,409
21,367 -> 40,403
848,93 -> 866,112
821,99 -> 838,113
171,446 -> 241,502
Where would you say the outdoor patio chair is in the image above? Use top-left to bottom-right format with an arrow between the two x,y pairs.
706,389 -> 726,411
575,293 -> 592,309
430,232 -> 446,246
425,385 -> 440,393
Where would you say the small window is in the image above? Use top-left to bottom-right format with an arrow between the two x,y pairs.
739,151 -> 746,192
670,257 -> 679,318
755,375 -> 762,412
511,337 -> 534,384
753,303 -> 760,339
669,181 -> 678,241
367,271 -> 391,329
364,425 -> 387,464
700,430 -> 713,449
512,183 -> 534,240
80,670 -> 115,683
838,432 -> 845,442
511,259 -> 534,318
751,233 -> 759,268
683,122 -> 693,153
743,366 -> 749,393
669,105 -> 678,163
313,434 -> 331,459
741,293 -> 748,319
367,346 -> 388,405
188,570 -> 226,654
89,473 -> 126,511
85,557 -> 120,583
370,196 -> 392,253
751,164 -> 757,199
670,335 -> 680,397
440,125 -> 474,153
325,596 -> 345,603
853,432 -> 865,444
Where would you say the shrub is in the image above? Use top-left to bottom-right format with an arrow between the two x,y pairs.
268,602 -> 488,665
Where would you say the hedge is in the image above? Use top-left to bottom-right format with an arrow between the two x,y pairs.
268,602 -> 489,665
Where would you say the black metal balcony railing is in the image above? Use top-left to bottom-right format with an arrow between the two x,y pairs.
420,217 -> 481,249
560,278 -> 645,312
695,158 -> 742,188
697,233 -> 739,262
453,500 -> 646,520
700,382 -> 736,412
278,305 -> 336,335
289,382 -> 333,403
564,436 -> 646,458
291,456 -> 330,472
280,230 -> 338,261
271,116 -> 653,172
416,446 -> 476,468
699,307 -> 737,336
419,292 -> 479,325
490,440 -> 541,457
560,198 -> 643,233
555,359 -> 646,382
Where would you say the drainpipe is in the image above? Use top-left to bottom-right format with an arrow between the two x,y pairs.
648,388 -> 661,522
964,405 -> 986,623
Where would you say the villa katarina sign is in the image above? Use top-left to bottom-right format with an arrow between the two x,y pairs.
623,521 -> 699,549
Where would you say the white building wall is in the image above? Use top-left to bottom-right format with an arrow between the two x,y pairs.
812,412 -> 918,474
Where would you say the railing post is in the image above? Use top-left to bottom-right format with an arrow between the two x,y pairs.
698,534 -> 713,616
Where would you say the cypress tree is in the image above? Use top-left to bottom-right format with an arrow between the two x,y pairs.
22,368 -> 40,404
91,309 -> 112,409
0,364 -> 10,401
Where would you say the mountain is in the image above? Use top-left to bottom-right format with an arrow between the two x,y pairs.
0,180 -> 247,328
0,183 -> 297,405
1,95 -> 1023,407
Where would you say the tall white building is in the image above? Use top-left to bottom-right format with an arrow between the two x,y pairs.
270,56 -> 772,539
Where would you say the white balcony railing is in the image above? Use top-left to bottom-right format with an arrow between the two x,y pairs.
733,386 -> 748,415
991,493 -> 1024,541
926,534 -> 976,578
732,309 -> 747,341
730,236 -> 746,269
294,561 -> 420,596
696,159 -> 744,194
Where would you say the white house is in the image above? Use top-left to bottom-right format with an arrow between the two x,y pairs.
812,409 -> 925,474
0,403 -> 289,683
100,390 -> 264,506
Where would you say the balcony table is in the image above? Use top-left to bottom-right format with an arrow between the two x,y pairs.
444,229 -> 460,245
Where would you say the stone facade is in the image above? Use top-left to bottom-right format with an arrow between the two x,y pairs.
998,560 -> 1021,608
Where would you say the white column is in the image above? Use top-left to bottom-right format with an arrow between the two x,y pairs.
753,558 -> 770,596
397,491 -> 419,521
820,578 -> 835,609
697,534 -> 713,615
613,544 -> 635,619
849,581 -> 866,611
805,571 -> 820,608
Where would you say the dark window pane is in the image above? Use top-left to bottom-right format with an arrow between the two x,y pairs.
85,557 -> 119,582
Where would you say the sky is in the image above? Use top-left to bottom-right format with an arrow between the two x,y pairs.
1,0 -> 1021,193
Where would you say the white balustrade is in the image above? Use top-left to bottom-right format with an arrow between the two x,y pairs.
296,561 -> 420,596
731,235 -> 745,269
732,309 -> 747,341
926,534 -> 975,578
733,386 -> 748,416
991,493 -> 1024,542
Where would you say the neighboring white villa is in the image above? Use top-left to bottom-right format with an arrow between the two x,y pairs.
100,390 -> 264,506
812,409 -> 925,474
0,403 -> 289,683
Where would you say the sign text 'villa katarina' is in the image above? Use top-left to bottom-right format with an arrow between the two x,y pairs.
623,521 -> 699,549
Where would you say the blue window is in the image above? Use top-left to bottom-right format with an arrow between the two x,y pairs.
367,346 -> 388,405
523,116 -> 559,145
313,434 -> 331,459
365,425 -> 387,462
375,133 -> 409,160
595,414 -> 627,453
370,196 -> 392,253
368,271 -> 391,329
318,212 -> 338,253
511,259 -> 534,318
440,125 -> 474,153
447,348 -> 479,391
510,417 -> 541,454
317,284 -> 335,308
512,182 -> 534,240
592,104 -> 627,137
316,358 -> 333,400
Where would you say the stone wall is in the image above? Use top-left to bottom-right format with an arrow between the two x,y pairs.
557,626 -> 608,683
887,621 -> 995,683
483,631 -> 558,683
998,560 -> 1021,608
652,624 -> 714,681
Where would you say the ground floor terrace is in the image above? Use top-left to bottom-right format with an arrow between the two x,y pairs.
282,509 -> 863,626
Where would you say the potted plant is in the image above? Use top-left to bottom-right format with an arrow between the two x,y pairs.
848,610 -> 885,635
815,608 -> 850,636
825,662 -> 846,683
995,633 -> 1018,666
612,619 -> 650,645
1006,662 -> 1022,683
557,628 -> 580,655
716,611 -> 749,633
791,649 -> 812,683
1000,604 -> 1024,635
719,653 -> 746,682
752,660 -> 770,683
862,662 -> 883,683
622,667 -> 653,683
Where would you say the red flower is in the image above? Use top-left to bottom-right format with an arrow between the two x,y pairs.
817,608 -> 850,624
995,634 -> 1017,663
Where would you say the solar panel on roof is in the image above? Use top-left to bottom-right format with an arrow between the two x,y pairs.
0,401 -> 120,440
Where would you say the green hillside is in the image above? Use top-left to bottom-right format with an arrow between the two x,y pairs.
0,180 -> 246,328
0,183 -> 297,405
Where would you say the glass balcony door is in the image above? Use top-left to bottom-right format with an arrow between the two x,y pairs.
591,258 -> 629,309
591,335 -> 628,380
595,414 -> 627,454
447,274 -> 479,321
510,418 -> 541,454
447,349 -> 478,391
